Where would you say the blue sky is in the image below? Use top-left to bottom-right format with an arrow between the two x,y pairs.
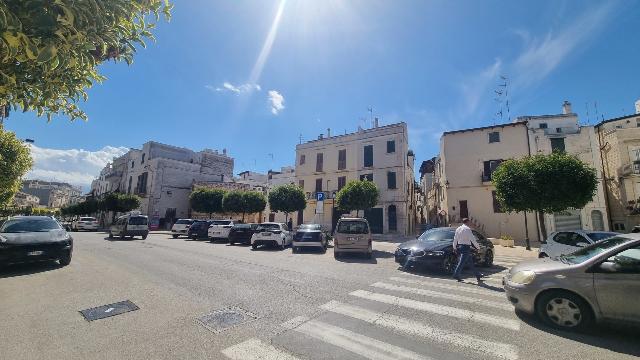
6,0 -> 640,190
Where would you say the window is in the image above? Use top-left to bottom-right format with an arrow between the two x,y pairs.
387,171 -> 397,189
316,153 -> 323,172
459,200 -> 469,219
364,145 -> 373,167
360,173 -> 373,181
492,191 -> 504,213
614,223 -> 626,231
338,149 -> 346,170
298,180 -> 304,190
141,153 -> 145,164
127,176 -> 132,194
539,123 -> 548,129
338,176 -> 346,190
636,119 -> 640,128
315,178 -> 323,193
550,138 -> 566,152
388,205 -> 397,231
387,140 -> 396,153
552,232 -> 587,247
604,245 -> 640,273
299,154 -> 306,165
556,127 -> 562,133
131,161 -> 135,168
136,172 -> 148,195
483,160 -> 503,181
488,131 -> 500,143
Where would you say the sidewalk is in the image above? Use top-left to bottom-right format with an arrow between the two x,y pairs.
493,245 -> 538,258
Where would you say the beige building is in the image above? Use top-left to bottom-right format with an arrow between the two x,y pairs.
13,191 -> 40,208
427,101 -> 610,246
596,102 -> 640,232
295,122 -> 416,236
236,166 -> 296,223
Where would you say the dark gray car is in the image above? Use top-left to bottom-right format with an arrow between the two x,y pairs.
0,216 -> 73,267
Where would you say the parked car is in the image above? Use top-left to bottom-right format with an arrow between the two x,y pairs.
394,227 -> 494,272
187,220 -> 212,240
504,235 -> 640,331
171,219 -> 194,238
229,223 -> 259,245
251,222 -> 292,250
208,219 -> 235,241
539,230 -> 619,258
333,217 -> 372,259
108,213 -> 149,240
71,216 -> 99,232
292,224 -> 327,253
0,216 -> 73,267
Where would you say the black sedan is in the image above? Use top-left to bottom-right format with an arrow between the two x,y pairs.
188,220 -> 213,240
394,227 -> 494,273
228,224 -> 259,245
0,216 -> 73,267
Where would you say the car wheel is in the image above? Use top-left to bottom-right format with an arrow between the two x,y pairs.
120,233 -> 125,240
142,234 -> 147,240
536,290 -> 593,331
59,252 -> 72,266
172,234 -> 179,239
482,250 -> 494,267
252,243 -> 257,250
280,241 -> 286,250
108,232 -> 113,239
442,254 -> 457,274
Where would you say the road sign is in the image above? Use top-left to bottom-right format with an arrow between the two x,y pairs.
316,192 -> 326,201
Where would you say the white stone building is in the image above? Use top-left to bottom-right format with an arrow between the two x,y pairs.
21,180 -> 82,209
13,191 -> 40,208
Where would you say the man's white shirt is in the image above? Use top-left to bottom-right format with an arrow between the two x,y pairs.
453,224 -> 480,249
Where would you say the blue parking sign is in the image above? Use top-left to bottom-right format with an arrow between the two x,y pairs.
316,192 -> 325,201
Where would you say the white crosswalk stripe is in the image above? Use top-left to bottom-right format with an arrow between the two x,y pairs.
295,319 -> 432,360
388,276 -> 506,298
351,289 -> 521,331
221,338 -> 301,360
320,300 -> 519,360
370,282 -> 513,310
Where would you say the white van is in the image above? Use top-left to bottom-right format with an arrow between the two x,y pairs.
109,212 -> 149,240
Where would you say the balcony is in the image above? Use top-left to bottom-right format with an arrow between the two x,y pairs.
105,170 -> 123,179
617,161 -> 640,178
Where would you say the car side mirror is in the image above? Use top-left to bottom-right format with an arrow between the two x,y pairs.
576,242 -> 589,248
598,261 -> 618,273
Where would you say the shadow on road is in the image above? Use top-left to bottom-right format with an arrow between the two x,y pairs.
103,236 -> 140,242
397,266 -> 506,293
0,261 -> 62,279
516,311 -> 640,357
334,253 -> 378,264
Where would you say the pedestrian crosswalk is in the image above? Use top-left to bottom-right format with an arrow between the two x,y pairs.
219,254 -> 531,360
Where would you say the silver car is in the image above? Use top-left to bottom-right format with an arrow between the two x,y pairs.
504,235 -> 640,331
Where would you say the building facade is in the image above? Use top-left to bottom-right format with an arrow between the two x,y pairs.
596,102 -> 640,232
295,122 -> 416,235
236,166 -> 296,223
12,191 -> 40,208
21,180 -> 83,208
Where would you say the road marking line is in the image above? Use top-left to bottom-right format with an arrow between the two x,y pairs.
388,277 -> 505,298
397,271 -> 504,286
371,282 -> 512,311
321,301 -> 519,360
350,290 -> 520,331
221,338 -> 301,360
495,256 -> 529,262
295,319 -> 431,360
279,316 -> 309,331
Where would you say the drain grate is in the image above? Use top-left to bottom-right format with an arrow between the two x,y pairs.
197,307 -> 258,334
80,300 -> 139,321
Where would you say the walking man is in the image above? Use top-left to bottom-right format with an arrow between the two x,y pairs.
452,218 -> 483,282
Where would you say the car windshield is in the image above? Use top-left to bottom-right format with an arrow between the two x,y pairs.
175,219 -> 192,225
259,223 -> 281,231
295,231 -> 322,240
0,218 -> 62,233
298,224 -> 321,230
587,232 -> 618,242
559,236 -> 631,264
418,228 -> 456,241
80,217 -> 96,221
128,217 -> 148,225
212,220 -> 232,226
337,221 -> 369,234
233,224 -> 251,229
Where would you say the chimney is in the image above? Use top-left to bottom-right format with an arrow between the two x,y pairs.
374,117 -> 379,128
327,128 -> 331,138
562,100 -> 572,115
635,99 -> 640,114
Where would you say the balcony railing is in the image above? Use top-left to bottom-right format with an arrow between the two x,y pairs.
617,161 -> 640,177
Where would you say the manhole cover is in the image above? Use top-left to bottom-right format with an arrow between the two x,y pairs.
197,307 -> 258,334
80,300 -> 139,322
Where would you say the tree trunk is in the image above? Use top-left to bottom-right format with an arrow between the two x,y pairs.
537,211 -> 547,240
242,212 -> 245,222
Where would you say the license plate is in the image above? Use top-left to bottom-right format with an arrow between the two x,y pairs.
262,232 -> 272,236
347,237 -> 355,242
27,250 -> 44,256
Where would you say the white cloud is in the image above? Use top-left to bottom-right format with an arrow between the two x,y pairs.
268,90 -> 285,115
207,82 -> 261,94
512,3 -> 614,89
26,145 -> 129,191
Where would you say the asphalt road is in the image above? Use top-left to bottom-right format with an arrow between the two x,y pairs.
1,232 -> 638,360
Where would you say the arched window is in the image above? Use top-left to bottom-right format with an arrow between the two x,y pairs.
388,205 -> 397,231
591,210 -> 605,231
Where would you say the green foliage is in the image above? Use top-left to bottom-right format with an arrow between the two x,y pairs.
189,187 -> 226,216
0,0 -> 172,121
62,198 -> 98,216
492,153 -> 598,214
335,180 -> 379,213
243,191 -> 267,215
222,190 -> 245,214
100,192 -> 140,213
222,190 -> 267,221
268,184 -> 306,219
0,126 -> 33,207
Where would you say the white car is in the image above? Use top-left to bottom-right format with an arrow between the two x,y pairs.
539,230 -> 619,258
72,217 -> 99,231
208,220 -> 234,241
171,219 -> 194,238
251,222 -> 292,250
